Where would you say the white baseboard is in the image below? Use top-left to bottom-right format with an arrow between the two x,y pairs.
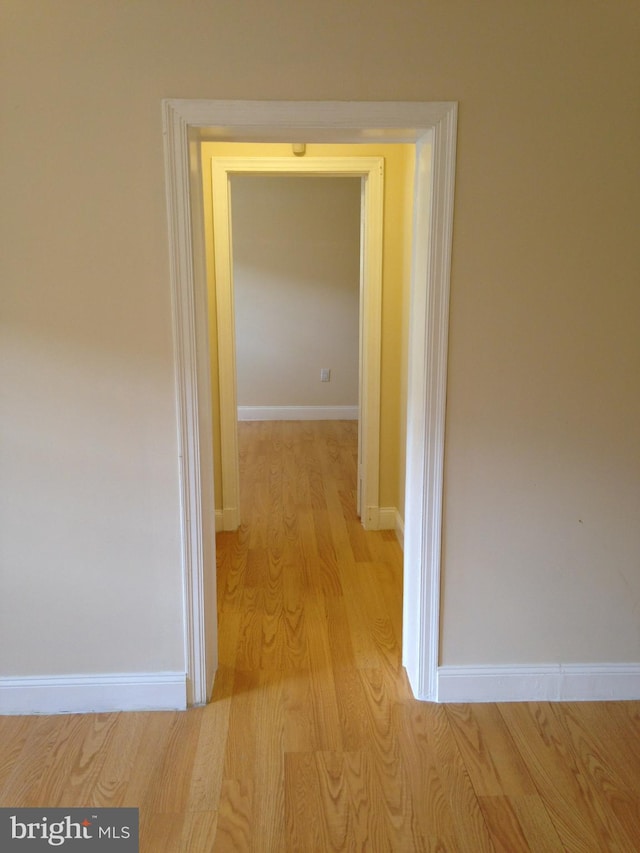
377,507 -> 404,547
0,671 -> 187,715
214,508 -> 239,533
238,405 -> 358,421
216,503 -> 402,542
377,507 -> 395,529
436,663 -> 640,703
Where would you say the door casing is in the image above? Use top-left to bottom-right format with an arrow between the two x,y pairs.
162,100 -> 458,705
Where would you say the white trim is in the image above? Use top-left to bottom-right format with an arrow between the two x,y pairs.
436,664 -> 640,703
378,507 -> 405,547
395,510 -> 405,548
354,506 -> 404,549
162,104 -> 217,708
402,107 -> 458,701
162,99 -> 458,706
238,405 -> 358,421
163,100 -> 457,141
376,505 -> 398,527
211,155 -> 383,534
378,507 -> 404,547
377,507 -> 397,530
0,672 -> 187,716
213,508 -> 235,532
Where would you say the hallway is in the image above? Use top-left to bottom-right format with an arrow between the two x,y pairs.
215,419 -> 417,848
217,421 -> 410,850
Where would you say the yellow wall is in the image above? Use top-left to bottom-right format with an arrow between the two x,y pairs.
201,142 -> 415,517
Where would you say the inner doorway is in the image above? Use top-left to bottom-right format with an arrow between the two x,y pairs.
230,174 -> 362,516
207,154 -> 385,534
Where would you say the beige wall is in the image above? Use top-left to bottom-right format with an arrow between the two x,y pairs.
231,175 -> 361,409
2,1 -> 639,680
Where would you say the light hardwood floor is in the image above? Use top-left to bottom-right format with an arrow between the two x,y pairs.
2,420 -> 640,851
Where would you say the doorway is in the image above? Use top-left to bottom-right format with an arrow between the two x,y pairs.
208,156 -> 384,533
162,100 -> 458,705
229,174 -> 362,516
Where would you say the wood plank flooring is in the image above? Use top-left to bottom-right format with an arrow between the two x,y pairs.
2,420 -> 640,850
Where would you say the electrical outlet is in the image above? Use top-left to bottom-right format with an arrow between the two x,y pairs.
320,368 -> 331,382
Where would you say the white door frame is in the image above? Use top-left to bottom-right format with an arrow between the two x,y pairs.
162,100 -> 457,704
211,157 -> 384,532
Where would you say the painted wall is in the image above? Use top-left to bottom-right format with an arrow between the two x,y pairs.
202,142 -> 415,516
231,175 -> 361,410
1,1 -> 639,685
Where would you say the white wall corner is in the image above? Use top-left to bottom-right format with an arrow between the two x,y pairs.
0,672 -> 187,716
215,510 -> 224,532
436,663 -> 640,703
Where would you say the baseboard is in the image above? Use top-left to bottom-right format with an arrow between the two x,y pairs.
238,405 -> 358,421
0,671 -> 187,715
436,663 -> 640,703
377,507 -> 404,547
214,508 -> 237,532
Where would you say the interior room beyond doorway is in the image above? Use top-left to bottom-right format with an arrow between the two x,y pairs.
201,141 -> 416,541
